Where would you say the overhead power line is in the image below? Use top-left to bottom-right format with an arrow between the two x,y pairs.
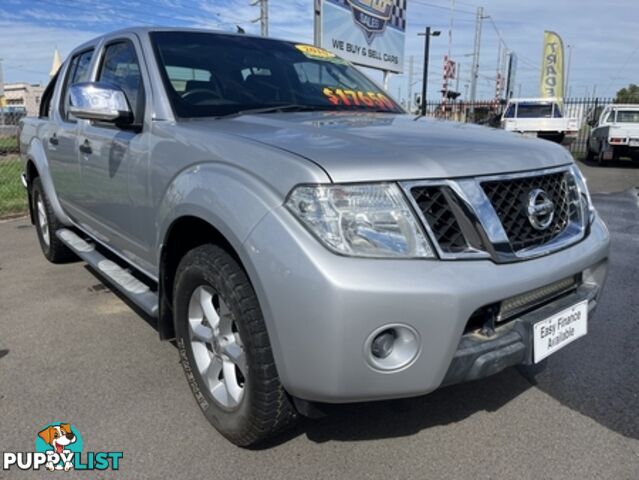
411,0 -> 475,16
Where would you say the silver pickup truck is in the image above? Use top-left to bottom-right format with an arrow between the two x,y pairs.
19,27 -> 610,446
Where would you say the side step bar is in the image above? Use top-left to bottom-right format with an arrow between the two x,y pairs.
56,229 -> 159,318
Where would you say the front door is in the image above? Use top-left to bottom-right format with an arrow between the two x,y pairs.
74,38 -> 153,273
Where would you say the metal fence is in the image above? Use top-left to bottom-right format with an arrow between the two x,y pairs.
0,112 -> 26,218
422,97 -> 615,157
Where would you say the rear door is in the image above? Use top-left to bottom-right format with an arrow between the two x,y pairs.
74,36 -> 153,271
46,48 -> 94,212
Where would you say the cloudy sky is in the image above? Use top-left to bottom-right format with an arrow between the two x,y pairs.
1,0 -> 638,102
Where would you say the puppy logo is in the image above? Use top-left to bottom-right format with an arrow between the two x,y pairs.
36,423 -> 82,472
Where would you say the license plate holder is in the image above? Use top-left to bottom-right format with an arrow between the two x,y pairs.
532,300 -> 588,363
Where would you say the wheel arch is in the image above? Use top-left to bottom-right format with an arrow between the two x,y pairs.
23,138 -> 72,226
157,215 -> 253,341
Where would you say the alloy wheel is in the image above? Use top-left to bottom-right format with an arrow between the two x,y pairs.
187,285 -> 247,409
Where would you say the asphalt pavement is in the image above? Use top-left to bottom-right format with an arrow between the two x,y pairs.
0,162 -> 638,479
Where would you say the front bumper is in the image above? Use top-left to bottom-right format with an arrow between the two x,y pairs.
242,207 -> 610,403
441,283 -> 598,387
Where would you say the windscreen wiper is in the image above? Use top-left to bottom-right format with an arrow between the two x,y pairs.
217,104 -> 332,119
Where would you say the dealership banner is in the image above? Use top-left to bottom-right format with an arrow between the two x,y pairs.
540,30 -> 564,99
318,0 -> 407,73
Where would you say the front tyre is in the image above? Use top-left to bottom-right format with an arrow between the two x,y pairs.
173,244 -> 297,446
31,177 -> 76,263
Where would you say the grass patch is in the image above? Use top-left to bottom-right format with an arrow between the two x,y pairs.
0,135 -> 19,154
0,155 -> 28,218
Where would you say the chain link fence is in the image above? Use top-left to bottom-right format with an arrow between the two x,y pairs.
0,111 -> 27,219
422,97 -> 615,158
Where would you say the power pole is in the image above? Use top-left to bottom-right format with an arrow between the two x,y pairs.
251,0 -> 268,36
469,6 -> 484,119
314,0 -> 321,46
495,40 -> 502,99
407,55 -> 414,112
443,0 -> 455,103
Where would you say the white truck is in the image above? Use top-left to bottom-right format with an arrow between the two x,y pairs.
587,104 -> 639,165
501,98 -> 579,145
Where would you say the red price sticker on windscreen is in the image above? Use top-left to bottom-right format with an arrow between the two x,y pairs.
322,88 -> 395,110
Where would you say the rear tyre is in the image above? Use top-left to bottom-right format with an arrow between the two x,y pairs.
585,140 -> 594,162
31,177 -> 76,263
173,244 -> 297,447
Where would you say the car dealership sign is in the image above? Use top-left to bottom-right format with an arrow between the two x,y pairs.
316,0 -> 407,73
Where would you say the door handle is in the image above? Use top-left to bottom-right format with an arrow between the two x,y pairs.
49,134 -> 59,146
79,139 -> 92,155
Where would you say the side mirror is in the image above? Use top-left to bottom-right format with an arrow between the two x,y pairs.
69,82 -> 133,124
587,118 -> 597,127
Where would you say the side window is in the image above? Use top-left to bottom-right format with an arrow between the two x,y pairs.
60,50 -> 94,122
603,111 -> 614,124
503,104 -> 515,118
98,41 -> 145,123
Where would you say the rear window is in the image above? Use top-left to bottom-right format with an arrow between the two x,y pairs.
615,110 -> 639,123
165,66 -> 212,93
504,103 -> 563,118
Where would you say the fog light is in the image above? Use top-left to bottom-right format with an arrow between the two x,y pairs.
365,324 -> 421,372
371,329 -> 396,359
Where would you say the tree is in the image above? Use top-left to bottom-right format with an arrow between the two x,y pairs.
614,84 -> 639,103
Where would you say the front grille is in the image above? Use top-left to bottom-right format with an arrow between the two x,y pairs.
410,186 -> 467,253
481,172 -> 572,251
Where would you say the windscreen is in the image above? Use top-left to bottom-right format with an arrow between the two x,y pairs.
151,31 -> 402,118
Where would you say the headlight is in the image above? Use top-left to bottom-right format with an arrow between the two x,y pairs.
285,183 -> 435,258
570,165 -> 595,224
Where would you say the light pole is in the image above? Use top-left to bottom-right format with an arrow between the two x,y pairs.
418,27 -> 441,116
